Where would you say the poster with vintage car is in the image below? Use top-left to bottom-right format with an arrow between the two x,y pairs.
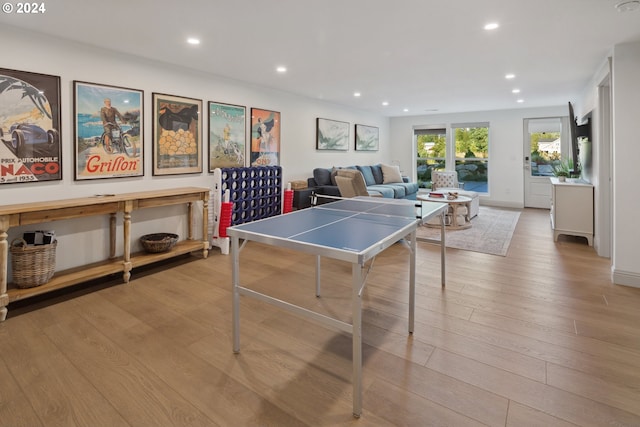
152,93 -> 202,175
74,81 -> 143,180
0,68 -> 62,184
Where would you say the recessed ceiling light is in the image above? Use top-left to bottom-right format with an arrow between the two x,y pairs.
187,38 -> 200,45
512,89 -> 521,94
484,22 -> 499,30
403,108 -> 409,112
505,73 -> 515,79
517,99 -> 524,103
382,101 -> 389,106
354,92 -> 361,97
276,66 -> 287,73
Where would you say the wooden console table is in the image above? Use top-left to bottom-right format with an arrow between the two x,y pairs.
0,187 -> 209,321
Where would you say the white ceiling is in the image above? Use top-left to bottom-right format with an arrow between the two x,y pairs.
2,0 -> 639,116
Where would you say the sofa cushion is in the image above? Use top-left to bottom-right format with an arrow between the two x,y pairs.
381,163 -> 403,184
356,165 -> 376,186
387,184 -> 407,198
365,185 -> 395,198
370,164 -> 384,184
313,168 -> 332,186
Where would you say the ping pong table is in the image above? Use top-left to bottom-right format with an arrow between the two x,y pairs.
227,196 -> 448,418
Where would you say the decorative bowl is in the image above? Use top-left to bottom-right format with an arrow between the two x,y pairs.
140,233 -> 178,253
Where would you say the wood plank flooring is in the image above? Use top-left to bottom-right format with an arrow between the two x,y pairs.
2,207 -> 640,426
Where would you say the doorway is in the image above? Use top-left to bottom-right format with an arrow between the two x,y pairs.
523,117 -> 568,208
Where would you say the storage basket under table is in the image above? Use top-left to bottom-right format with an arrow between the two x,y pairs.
10,238 -> 57,288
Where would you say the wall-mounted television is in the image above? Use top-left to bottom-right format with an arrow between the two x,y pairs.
568,101 -> 591,175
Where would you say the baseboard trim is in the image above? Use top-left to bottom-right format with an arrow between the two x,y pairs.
480,200 -> 524,210
612,268 -> 640,288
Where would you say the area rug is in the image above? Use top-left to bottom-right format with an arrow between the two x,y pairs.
416,206 -> 521,256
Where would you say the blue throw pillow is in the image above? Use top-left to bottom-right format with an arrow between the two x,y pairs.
370,164 -> 384,184
357,165 -> 376,186
313,168 -> 332,186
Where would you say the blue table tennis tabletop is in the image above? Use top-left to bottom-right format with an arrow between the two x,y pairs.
228,196 -> 447,418
227,197 -> 446,264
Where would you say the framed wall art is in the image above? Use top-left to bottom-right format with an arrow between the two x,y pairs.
152,93 -> 202,175
74,81 -> 144,180
316,118 -> 349,151
0,68 -> 62,184
355,124 -> 379,151
208,101 -> 246,170
250,108 -> 280,166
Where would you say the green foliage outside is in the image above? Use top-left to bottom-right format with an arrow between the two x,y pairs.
416,127 -> 489,188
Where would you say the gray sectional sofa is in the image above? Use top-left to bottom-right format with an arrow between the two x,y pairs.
295,164 -> 419,208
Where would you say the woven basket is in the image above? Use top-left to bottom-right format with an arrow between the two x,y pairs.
10,238 -> 57,288
140,233 -> 178,253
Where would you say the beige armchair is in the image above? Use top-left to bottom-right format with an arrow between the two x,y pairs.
430,170 -> 480,219
431,170 -> 464,191
335,169 -> 382,198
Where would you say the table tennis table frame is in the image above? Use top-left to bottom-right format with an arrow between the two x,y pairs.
229,200 -> 447,418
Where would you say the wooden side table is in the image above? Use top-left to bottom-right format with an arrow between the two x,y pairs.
417,194 -> 472,229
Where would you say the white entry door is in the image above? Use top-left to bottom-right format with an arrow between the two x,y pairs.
523,117 -> 568,208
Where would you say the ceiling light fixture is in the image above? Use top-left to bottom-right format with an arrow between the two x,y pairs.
276,66 -> 287,73
517,99 -> 524,103
403,108 -> 409,112
187,38 -> 200,45
484,22 -> 499,30
615,0 -> 640,12
512,89 -> 521,94
382,101 -> 389,106
353,92 -> 361,97
505,73 -> 515,79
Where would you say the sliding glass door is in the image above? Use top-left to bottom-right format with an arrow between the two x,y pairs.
415,124 -> 489,192
452,123 -> 489,193
415,127 -> 446,188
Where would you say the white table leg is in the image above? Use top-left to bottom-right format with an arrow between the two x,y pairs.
352,262 -> 363,418
441,211 -> 446,287
232,236 -> 241,353
409,229 -> 416,333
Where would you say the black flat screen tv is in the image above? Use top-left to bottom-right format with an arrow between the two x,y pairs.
568,102 -> 591,175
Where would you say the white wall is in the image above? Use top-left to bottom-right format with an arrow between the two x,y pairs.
1,26 -> 389,271
390,106 -> 567,208
611,42 -> 640,287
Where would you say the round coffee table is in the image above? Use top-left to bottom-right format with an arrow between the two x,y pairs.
417,193 -> 472,229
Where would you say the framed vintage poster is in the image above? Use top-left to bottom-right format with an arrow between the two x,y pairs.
355,124 -> 379,151
74,81 -> 143,180
316,118 -> 349,151
250,108 -> 280,166
152,93 -> 202,175
0,68 -> 62,184
208,101 -> 246,170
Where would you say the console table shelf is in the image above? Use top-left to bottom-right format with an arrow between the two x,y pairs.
0,187 -> 210,320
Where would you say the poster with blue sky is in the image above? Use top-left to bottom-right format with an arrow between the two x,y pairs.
74,81 -> 143,180
208,101 -> 245,170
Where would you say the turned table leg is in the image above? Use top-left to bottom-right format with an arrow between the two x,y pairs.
122,202 -> 132,283
0,218 -> 8,321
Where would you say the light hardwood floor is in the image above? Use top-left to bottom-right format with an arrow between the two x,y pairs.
2,208 -> 640,426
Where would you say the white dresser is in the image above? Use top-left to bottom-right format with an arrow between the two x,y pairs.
549,177 -> 594,245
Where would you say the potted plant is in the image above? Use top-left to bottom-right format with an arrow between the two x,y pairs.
553,159 -> 572,182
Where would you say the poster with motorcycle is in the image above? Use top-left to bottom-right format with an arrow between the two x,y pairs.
0,68 -> 62,184
74,81 -> 143,180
